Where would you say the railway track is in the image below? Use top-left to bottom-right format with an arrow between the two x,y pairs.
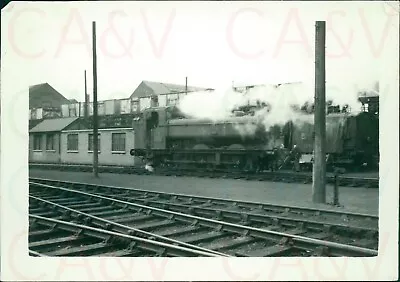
29,179 -> 378,257
29,215 -> 220,257
29,163 -> 379,188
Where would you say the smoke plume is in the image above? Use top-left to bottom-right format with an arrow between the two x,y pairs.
176,79 -> 378,135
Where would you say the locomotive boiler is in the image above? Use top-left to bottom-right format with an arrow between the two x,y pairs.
130,105 -> 379,172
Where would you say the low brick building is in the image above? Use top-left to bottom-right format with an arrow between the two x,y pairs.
29,117 -> 80,163
29,116 -> 141,166
60,128 -> 136,166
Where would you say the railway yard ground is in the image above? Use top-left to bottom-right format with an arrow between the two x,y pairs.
28,168 -> 380,257
29,168 -> 378,215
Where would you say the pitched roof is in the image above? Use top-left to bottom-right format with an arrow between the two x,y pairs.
29,119 -> 43,130
130,80 -> 212,98
29,117 -> 79,133
29,83 -> 72,109
358,90 -> 379,98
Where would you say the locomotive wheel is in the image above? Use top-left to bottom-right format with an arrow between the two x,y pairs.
130,149 -> 145,157
192,144 -> 210,150
227,144 -> 246,150
225,144 -> 245,170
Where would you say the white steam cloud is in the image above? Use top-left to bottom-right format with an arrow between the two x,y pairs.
176,78 -> 378,136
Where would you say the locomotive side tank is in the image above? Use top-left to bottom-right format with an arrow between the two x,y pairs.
165,115 -> 285,151
167,116 -> 258,139
131,106 -> 288,170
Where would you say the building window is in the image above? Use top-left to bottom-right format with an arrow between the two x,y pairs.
112,133 -> 126,152
69,107 -> 76,117
167,97 -> 178,106
33,135 -> 42,150
150,96 -> 159,107
67,134 -> 79,151
131,100 -> 139,112
88,133 -> 101,152
114,100 -> 121,114
98,101 -> 105,115
46,134 -> 55,150
30,110 -> 37,120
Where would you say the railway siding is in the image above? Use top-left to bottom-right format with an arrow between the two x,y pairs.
29,181 -> 378,257
29,169 -> 379,215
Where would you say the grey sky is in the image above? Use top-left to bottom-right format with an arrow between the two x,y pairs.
1,1 -> 398,101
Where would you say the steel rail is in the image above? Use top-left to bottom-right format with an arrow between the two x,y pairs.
29,215 -> 221,257
30,177 -> 378,220
30,181 -> 378,256
29,194 -> 230,257
29,250 -> 48,257
38,178 -> 377,237
90,192 -> 378,235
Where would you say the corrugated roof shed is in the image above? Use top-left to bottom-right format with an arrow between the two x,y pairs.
29,117 -> 79,133
130,80 -> 212,99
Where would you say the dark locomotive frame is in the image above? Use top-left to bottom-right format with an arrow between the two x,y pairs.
130,96 -> 379,174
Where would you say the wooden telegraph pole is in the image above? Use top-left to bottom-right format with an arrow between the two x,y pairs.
312,21 -> 326,203
92,22 -> 99,177
178,76 -> 188,103
84,70 -> 88,118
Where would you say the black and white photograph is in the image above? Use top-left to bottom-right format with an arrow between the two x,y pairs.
0,1 -> 398,281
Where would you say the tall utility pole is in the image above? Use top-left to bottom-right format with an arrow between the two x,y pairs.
312,21 -> 326,203
92,22 -> 99,178
178,76 -> 188,103
84,70 -> 88,118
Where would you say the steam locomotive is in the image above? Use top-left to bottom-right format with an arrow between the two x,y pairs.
130,104 -> 379,172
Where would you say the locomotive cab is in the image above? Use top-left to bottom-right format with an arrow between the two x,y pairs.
130,107 -> 170,165
351,112 -> 379,169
